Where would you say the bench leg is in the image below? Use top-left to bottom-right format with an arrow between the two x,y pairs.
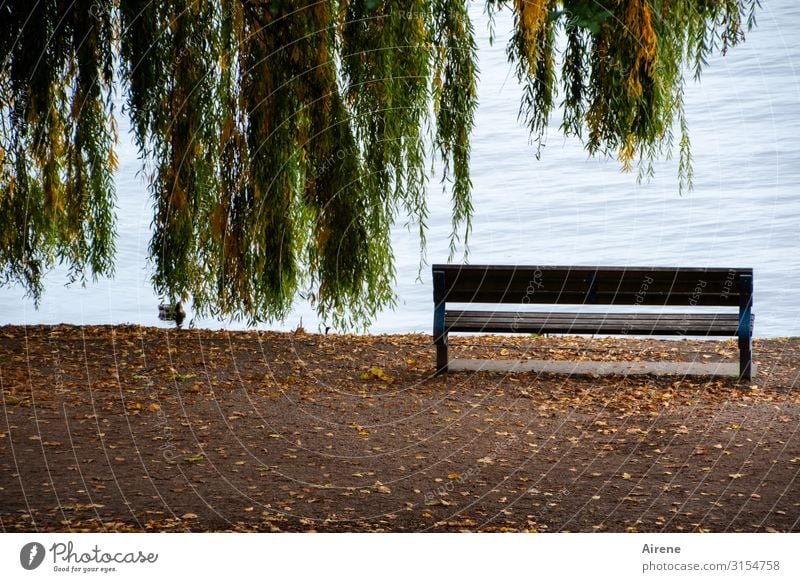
433,269 -> 448,374
737,273 -> 754,382
738,334 -> 753,381
435,341 -> 448,374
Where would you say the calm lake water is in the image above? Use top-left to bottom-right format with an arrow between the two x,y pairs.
1,2 -> 798,337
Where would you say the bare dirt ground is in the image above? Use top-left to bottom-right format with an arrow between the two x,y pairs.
1,325 -> 798,532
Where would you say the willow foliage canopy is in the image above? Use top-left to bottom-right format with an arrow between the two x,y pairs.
0,0 -> 760,328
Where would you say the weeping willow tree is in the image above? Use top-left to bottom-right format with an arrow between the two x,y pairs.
0,0 -> 760,328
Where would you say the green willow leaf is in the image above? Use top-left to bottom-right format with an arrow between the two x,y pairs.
0,0 -> 760,327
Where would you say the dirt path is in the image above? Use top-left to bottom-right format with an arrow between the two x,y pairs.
1,325 -> 798,532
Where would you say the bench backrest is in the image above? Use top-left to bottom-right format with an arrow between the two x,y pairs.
432,265 -> 753,308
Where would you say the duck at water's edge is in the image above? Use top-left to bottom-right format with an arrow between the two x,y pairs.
158,301 -> 186,326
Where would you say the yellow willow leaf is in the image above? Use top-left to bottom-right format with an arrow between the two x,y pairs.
109,114 -> 118,141
515,0 -> 549,42
210,205 -> 227,240
622,472 -> 632,480
619,135 -> 636,172
220,116 -> 233,146
107,146 -> 118,172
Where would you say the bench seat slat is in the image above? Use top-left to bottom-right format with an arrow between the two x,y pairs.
435,264 -> 750,306
442,290 -> 741,306
444,310 -> 742,336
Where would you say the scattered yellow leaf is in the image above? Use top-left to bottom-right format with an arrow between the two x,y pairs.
360,367 -> 392,383
170,368 -> 196,382
374,481 -> 391,494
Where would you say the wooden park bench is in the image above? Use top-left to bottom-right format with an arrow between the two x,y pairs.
432,265 -> 754,380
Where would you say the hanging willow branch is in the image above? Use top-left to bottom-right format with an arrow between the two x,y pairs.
0,0 -> 760,328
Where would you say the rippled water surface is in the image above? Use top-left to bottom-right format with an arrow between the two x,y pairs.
1,2 -> 798,337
